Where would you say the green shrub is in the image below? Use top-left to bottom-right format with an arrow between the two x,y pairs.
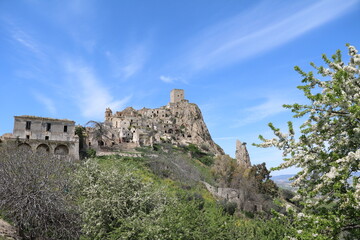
185,144 -> 206,158
152,144 -> 161,151
74,159 -> 167,240
199,155 -> 214,166
220,200 -> 238,216
86,148 -> 96,158
244,211 -> 255,219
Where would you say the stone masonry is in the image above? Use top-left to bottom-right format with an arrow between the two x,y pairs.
4,116 -> 79,159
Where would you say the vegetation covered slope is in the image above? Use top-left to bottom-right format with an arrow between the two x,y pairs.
0,142 -> 289,239
75,150 -> 289,240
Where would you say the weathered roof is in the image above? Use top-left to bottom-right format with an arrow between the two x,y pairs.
14,115 -> 75,123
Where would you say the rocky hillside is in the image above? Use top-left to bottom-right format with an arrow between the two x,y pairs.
164,101 -> 224,156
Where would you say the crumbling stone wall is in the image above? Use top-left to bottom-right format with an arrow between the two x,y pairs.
13,116 -> 76,142
6,116 -> 79,159
202,182 -> 262,213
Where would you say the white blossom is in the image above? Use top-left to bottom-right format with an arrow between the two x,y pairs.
255,45 -> 360,238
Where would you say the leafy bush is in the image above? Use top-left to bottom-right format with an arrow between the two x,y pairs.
184,144 -> 206,158
220,200 -> 237,216
198,155 -> 214,166
86,148 -> 96,158
74,159 -> 167,240
152,144 -> 161,151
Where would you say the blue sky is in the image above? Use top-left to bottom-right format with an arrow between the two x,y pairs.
1,0 -> 359,175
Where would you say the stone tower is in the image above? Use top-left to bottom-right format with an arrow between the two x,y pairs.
105,107 -> 113,121
170,89 -> 184,103
235,140 -> 251,168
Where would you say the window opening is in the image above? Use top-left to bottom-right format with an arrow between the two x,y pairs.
46,123 -> 51,131
26,135 -> 30,139
45,136 -> 49,140
64,125 -> 68,132
26,121 -> 31,130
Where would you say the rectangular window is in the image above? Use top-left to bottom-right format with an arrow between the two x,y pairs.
26,135 -> 30,139
46,123 -> 51,131
26,121 -> 31,130
45,136 -> 49,140
64,125 -> 68,132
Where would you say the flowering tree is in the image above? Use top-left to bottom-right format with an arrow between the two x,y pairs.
255,44 -> 360,239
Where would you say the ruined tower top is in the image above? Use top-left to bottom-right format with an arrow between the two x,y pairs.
105,107 -> 113,121
170,89 -> 185,103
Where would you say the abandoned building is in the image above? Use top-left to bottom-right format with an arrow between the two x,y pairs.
3,116 -> 79,159
86,89 -> 224,155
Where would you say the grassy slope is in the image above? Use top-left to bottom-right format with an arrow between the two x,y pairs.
88,144 -> 290,239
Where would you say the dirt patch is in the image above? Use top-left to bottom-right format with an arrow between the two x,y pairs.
0,219 -> 18,240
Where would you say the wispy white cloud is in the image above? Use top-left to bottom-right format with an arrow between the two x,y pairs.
33,93 -> 57,115
159,75 -> 177,83
64,60 -> 131,119
185,0 -> 358,71
10,28 -> 46,61
106,44 -> 148,79
159,75 -> 174,83
159,75 -> 188,84
233,95 -> 288,127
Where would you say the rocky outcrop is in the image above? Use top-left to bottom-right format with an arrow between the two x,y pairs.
168,101 -> 224,155
235,140 -> 251,167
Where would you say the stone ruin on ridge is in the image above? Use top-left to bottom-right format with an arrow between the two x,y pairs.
85,89 -> 224,155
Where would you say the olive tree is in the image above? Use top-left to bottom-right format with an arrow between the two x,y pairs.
255,44 -> 360,239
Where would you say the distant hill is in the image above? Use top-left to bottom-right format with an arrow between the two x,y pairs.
272,172 -> 360,189
271,174 -> 295,190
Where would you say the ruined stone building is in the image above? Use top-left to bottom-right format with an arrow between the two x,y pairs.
2,116 -> 79,159
86,89 -> 224,155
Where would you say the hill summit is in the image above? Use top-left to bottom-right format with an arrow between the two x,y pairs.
86,89 -> 224,156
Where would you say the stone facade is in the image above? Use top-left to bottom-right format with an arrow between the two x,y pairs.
87,89 -> 224,155
170,89 -> 184,103
6,116 -> 79,159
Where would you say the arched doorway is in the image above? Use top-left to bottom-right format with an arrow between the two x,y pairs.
18,143 -> 32,152
36,144 -> 50,153
54,144 -> 69,155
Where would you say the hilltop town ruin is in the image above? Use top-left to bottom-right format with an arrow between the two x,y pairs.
85,89 -> 224,156
0,89 -> 253,163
